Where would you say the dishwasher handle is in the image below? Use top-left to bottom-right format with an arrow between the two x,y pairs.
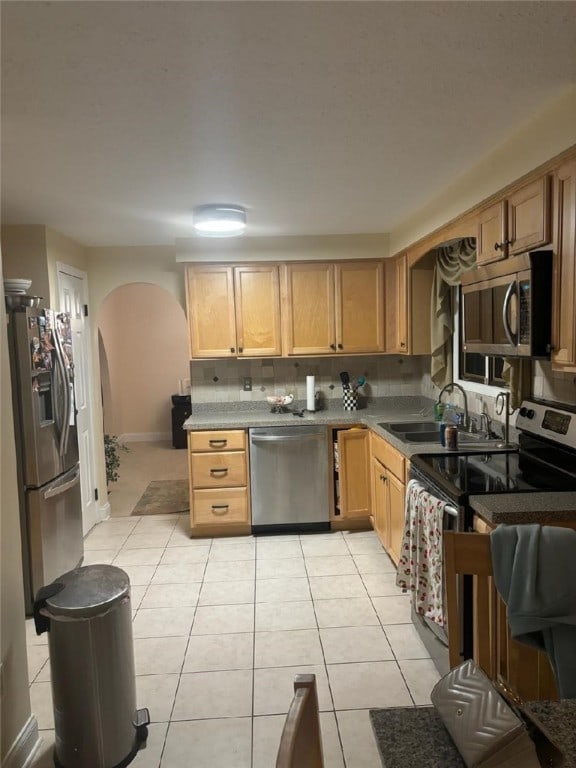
251,433 -> 323,444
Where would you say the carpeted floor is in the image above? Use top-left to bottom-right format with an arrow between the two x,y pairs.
131,479 -> 189,516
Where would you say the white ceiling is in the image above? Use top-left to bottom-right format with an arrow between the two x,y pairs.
2,1 -> 576,247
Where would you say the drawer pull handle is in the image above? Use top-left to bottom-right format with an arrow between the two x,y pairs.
211,504 -> 230,515
210,468 -> 228,476
209,439 -> 227,447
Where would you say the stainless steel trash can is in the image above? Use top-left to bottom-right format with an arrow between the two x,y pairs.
33,564 -> 149,768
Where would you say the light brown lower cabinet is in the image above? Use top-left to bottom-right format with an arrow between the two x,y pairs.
188,429 -> 251,536
370,432 -> 406,564
471,515 -> 576,701
336,428 -> 371,518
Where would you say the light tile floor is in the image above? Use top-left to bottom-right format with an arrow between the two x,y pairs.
27,516 -> 440,767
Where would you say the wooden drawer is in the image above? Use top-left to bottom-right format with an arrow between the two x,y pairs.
370,432 -> 389,467
189,430 -> 246,452
192,488 -> 248,524
191,451 -> 247,488
384,442 -> 405,483
370,432 -> 405,482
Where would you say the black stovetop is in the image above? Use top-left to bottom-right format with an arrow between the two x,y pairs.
411,446 -> 576,503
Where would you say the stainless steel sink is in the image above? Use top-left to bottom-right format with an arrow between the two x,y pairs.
379,420 -> 504,447
383,421 -> 439,433
399,431 -> 442,442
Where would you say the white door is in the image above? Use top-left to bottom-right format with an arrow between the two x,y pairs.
57,264 -> 100,535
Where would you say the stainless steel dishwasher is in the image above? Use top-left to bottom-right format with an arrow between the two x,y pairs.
249,425 -> 330,534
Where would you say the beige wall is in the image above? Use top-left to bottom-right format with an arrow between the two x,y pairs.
98,283 -> 189,437
175,233 -> 390,263
86,246 -> 184,313
1,252 -> 34,762
1,225 -> 50,303
390,86 -> 576,254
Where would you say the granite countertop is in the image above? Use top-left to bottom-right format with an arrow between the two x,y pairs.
183,396 -> 491,459
370,700 -> 576,767
469,492 -> 576,525
184,396 -> 576,525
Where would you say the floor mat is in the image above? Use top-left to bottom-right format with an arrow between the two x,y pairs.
131,479 -> 189,516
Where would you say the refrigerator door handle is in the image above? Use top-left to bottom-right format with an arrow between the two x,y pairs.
53,317 -> 71,457
43,466 -> 81,500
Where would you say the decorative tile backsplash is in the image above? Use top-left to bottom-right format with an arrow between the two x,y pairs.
190,355 -> 428,406
190,356 -> 576,424
533,361 -> 576,405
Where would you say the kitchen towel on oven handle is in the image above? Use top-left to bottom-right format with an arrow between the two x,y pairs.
396,478 -> 447,627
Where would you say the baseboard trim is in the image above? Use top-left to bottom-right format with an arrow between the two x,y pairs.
3,715 -> 40,768
118,432 -> 172,443
98,500 -> 111,519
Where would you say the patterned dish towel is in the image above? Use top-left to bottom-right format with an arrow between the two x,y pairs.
396,478 -> 446,627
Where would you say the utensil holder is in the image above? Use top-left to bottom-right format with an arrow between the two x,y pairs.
342,390 -> 358,411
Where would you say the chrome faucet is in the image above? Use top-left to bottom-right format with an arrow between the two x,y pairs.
479,411 -> 493,438
495,391 -> 515,448
437,382 -> 469,430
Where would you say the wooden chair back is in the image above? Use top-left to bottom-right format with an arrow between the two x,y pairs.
444,530 -> 559,700
276,674 -> 324,768
443,531 -> 496,675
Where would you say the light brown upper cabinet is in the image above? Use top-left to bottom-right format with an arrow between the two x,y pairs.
384,254 -> 408,353
282,261 -> 385,355
186,264 -> 282,358
385,253 -> 432,355
551,159 -> 576,371
476,176 -> 551,266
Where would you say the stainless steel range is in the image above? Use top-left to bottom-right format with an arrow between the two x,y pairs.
408,399 -> 576,674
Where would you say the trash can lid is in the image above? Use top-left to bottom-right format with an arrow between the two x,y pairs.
45,564 -> 131,619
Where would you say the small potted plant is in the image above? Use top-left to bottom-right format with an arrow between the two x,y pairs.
104,434 -> 124,486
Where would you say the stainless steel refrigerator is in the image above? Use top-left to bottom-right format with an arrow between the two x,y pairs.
7,306 -> 83,611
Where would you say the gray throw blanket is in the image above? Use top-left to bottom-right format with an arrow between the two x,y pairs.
491,523 -> 576,699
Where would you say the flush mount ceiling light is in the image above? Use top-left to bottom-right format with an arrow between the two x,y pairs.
192,204 -> 247,237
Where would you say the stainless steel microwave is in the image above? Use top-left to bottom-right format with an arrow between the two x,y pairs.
460,250 -> 553,358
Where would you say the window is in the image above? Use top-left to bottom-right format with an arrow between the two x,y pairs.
459,350 -> 506,386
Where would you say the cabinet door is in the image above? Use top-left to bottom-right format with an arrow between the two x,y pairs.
282,263 -> 336,355
338,429 -> 370,518
187,266 -> 237,357
477,201 -> 507,265
386,471 -> 405,565
551,160 -> 576,369
234,265 -> 282,356
335,262 -> 385,353
508,176 -> 550,256
384,255 -> 407,353
371,455 -> 388,546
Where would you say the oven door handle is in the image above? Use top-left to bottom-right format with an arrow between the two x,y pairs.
444,504 -> 460,518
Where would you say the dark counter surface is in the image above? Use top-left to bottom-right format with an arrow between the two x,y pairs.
470,493 -> 576,525
370,700 -> 576,767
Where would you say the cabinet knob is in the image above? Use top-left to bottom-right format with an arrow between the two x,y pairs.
330,343 -> 336,350
238,347 -> 244,353
400,341 -> 406,348
337,343 -> 343,350
230,347 -> 236,353
505,239 -> 513,246
494,242 -> 503,251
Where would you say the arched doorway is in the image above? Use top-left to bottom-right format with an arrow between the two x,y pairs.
97,282 -> 189,516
